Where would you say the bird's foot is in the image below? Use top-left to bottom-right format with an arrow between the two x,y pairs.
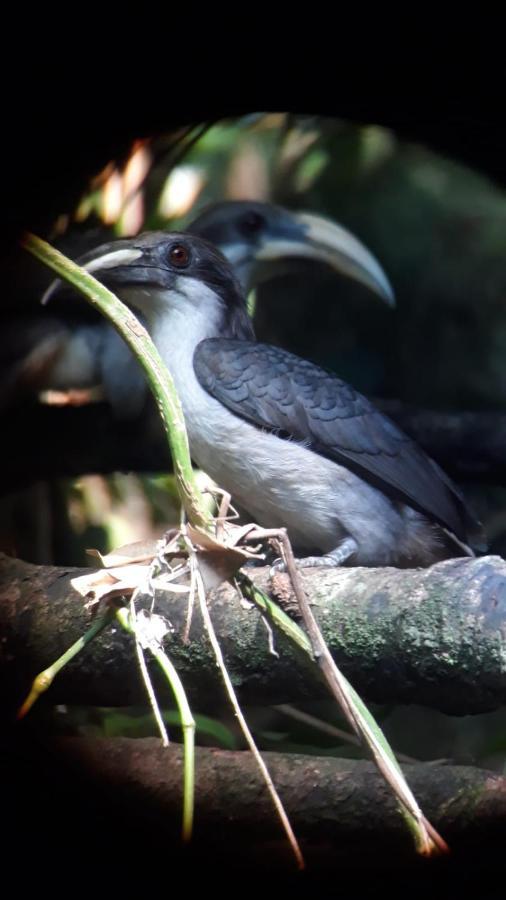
270,537 -> 358,574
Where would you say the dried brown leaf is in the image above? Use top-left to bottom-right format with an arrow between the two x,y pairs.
86,540 -> 161,568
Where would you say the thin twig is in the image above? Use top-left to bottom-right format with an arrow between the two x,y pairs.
116,604 -> 196,842
17,603 -> 117,719
261,615 -> 279,658
129,595 -> 170,747
182,565 -> 196,645
242,527 -> 447,855
275,704 -> 419,765
277,529 -> 447,856
183,531 -> 305,871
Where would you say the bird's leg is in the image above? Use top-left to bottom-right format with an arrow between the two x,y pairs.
270,536 -> 358,573
297,537 -> 359,568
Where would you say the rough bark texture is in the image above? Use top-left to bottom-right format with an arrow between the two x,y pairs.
2,734 -> 505,888
2,551 -> 506,715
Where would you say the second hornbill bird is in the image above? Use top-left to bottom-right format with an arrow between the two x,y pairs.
3,202 -> 393,418
42,231 -> 482,568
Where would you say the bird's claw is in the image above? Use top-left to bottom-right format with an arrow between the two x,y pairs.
269,554 -> 341,576
269,557 -> 287,576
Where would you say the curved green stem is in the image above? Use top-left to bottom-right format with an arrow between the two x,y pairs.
22,233 -> 212,531
153,647 -> 196,842
17,604 -> 117,719
116,607 -> 195,842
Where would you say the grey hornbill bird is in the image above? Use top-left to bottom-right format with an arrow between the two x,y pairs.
2,202 -> 393,418
42,231 -> 482,568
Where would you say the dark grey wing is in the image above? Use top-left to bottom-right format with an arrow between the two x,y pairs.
194,338 -> 478,543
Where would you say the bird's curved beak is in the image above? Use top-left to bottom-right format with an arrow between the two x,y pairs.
41,246 -> 145,306
255,211 -> 395,306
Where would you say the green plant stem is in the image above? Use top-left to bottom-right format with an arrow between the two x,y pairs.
236,573 -> 313,655
116,607 -> 195,842
152,647 -> 196,842
22,233 -> 212,531
190,550 -> 304,870
17,604 -> 117,719
237,571 -> 446,855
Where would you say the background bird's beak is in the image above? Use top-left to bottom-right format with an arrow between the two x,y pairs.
255,211 -> 395,306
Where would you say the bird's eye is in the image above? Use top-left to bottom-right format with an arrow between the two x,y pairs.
169,243 -> 191,267
239,211 -> 265,235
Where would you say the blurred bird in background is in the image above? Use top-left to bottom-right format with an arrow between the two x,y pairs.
1,200 -> 393,418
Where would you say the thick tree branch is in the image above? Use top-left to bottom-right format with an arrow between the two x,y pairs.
3,736 -> 503,868
2,552 -> 506,715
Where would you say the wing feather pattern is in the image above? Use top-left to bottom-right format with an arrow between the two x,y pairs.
194,339 -> 479,544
